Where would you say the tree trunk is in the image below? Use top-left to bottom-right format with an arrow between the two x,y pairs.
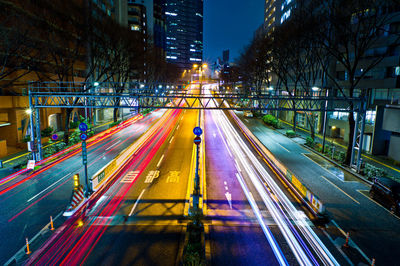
345,111 -> 355,165
63,108 -> 73,145
113,108 -> 119,122
309,114 -> 315,140
292,100 -> 297,131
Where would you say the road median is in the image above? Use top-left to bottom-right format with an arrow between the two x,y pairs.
229,110 -> 327,221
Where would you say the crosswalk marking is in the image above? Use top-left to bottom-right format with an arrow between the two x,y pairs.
121,170 -> 140,183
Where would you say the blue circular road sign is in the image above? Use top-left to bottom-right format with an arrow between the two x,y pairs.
51,134 -> 58,141
80,133 -> 88,141
79,122 -> 88,132
193,127 -> 203,136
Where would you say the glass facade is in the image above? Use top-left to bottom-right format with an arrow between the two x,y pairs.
165,0 -> 203,69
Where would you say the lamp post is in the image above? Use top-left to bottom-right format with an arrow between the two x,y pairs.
193,63 -> 207,95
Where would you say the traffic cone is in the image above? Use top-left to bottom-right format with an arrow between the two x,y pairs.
343,232 -> 350,248
25,238 -> 31,255
50,216 -> 54,231
371,258 -> 376,266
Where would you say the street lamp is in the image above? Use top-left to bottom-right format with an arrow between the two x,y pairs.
195,63 -> 208,94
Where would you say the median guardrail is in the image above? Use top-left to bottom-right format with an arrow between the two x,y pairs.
229,110 -> 326,217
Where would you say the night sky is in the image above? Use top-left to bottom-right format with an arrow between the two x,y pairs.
203,0 -> 265,64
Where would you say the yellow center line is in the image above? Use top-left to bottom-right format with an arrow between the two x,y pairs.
321,175 -> 360,204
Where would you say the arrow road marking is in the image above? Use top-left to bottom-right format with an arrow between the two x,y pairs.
225,192 -> 232,209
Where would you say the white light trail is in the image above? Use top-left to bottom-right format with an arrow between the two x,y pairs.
205,86 -> 339,266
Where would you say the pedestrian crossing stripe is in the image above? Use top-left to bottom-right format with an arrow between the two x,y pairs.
121,171 -> 140,183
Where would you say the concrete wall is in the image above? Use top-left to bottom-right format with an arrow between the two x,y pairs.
371,106 -> 391,155
388,135 -> 400,162
0,140 -> 7,157
0,96 -> 62,152
382,108 -> 400,133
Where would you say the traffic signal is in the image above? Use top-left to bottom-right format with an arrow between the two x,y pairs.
73,174 -> 80,190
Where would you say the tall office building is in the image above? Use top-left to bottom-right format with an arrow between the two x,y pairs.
264,0 -> 297,33
165,0 -> 203,69
264,0 -> 282,33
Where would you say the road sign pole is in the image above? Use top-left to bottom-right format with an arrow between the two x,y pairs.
79,122 -> 91,197
194,143 -> 200,209
28,92 -> 36,161
192,129 -> 202,212
81,140 -> 90,197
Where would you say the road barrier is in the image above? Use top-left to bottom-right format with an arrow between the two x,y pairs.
63,185 -> 85,216
229,110 -> 326,217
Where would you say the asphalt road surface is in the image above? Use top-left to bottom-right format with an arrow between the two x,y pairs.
238,111 -> 400,265
0,110 -> 165,265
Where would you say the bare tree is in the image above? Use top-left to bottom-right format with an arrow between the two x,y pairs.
236,29 -> 272,96
314,0 -> 400,164
0,1 -> 41,94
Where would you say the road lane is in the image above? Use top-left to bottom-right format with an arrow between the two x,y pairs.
204,109 -> 282,266
83,109 -> 199,265
25,108 -> 195,265
237,112 -> 400,265
1,110 -> 165,265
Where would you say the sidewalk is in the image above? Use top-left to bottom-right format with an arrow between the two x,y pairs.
0,115 -> 128,180
278,119 -> 400,180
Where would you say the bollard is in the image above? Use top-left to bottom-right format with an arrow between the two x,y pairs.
343,232 -> 350,248
50,216 -> 54,231
25,238 -> 31,255
371,258 -> 376,266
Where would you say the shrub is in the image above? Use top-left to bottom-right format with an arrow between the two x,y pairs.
54,142 -> 66,152
324,145 -> 331,154
141,108 -> 152,116
69,121 -> 79,129
109,120 -> 121,129
306,137 -> 314,146
262,114 -> 280,128
316,143 -> 323,152
286,130 -> 296,138
41,127 -> 53,137
22,135 -> 31,143
43,146 -> 56,158
333,151 -> 346,163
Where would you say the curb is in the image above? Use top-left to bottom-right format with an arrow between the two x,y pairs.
301,144 -> 373,186
257,116 -> 374,186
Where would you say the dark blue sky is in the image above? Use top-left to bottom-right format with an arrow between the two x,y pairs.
203,0 -> 265,63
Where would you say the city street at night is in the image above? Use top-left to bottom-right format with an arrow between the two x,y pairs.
1,0 -> 400,265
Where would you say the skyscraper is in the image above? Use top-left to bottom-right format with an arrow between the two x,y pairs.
264,0 -> 282,33
165,0 -> 203,69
